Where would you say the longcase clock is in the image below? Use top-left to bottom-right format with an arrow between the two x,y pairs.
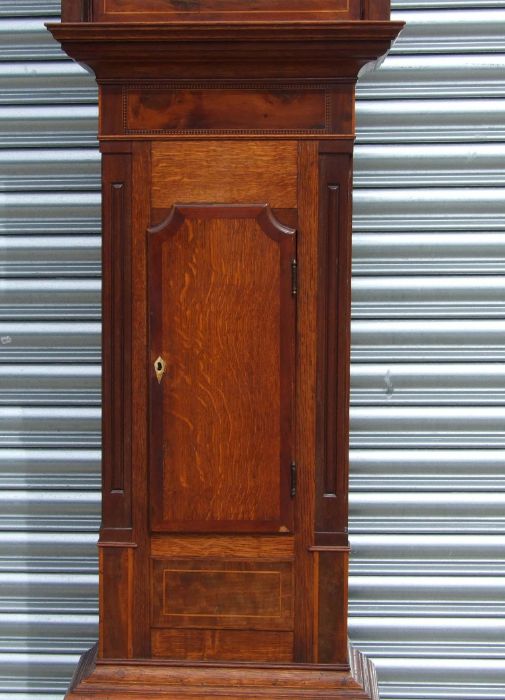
48,2 -> 403,698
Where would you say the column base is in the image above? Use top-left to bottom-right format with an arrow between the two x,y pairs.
65,645 -> 376,699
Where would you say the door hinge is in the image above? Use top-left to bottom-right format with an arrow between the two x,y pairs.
290,462 -> 297,498
291,259 -> 298,297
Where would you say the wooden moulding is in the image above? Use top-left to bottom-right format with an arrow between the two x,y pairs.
101,153 -> 133,532
66,644 -> 374,699
46,22 -> 404,82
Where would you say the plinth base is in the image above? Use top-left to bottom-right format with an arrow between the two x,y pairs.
65,645 -> 376,700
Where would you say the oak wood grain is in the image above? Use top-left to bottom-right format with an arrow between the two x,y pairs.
130,141 -> 152,658
65,648 -> 370,700
99,547 -> 133,659
151,535 -> 295,560
152,629 -> 294,662
316,551 -> 349,663
293,141 -> 319,662
149,204 -> 296,533
152,141 -> 298,208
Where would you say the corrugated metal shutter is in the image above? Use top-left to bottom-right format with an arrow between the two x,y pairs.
0,1 -> 503,698
0,1 -> 100,697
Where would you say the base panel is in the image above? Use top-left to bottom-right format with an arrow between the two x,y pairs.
66,645 -> 374,700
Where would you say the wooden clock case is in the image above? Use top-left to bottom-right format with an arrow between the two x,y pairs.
48,2 -> 403,698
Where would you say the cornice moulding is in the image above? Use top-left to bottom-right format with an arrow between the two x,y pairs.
47,21 -> 404,81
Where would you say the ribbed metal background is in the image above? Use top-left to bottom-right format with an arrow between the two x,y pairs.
0,1 -> 503,698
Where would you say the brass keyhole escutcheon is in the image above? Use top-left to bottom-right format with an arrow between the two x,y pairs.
154,356 -> 166,384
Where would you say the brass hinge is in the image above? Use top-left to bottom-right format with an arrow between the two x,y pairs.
291,462 -> 297,498
291,259 -> 298,297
